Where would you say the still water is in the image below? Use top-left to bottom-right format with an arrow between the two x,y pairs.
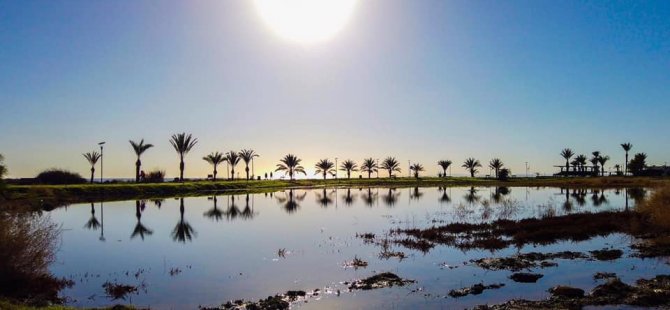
47,187 -> 668,309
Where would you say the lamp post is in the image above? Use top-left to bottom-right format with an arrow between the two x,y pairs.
98,142 -> 105,183
408,160 -> 410,178
335,157 -> 338,179
252,157 -> 255,181
376,158 -> 379,178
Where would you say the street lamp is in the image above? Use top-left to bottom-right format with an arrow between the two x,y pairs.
376,158 -> 379,178
335,157 -> 338,179
408,160 -> 410,178
98,142 -> 106,183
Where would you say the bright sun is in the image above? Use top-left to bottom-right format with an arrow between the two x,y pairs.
253,0 -> 358,44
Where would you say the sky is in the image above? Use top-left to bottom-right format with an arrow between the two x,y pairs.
1,0 -> 669,179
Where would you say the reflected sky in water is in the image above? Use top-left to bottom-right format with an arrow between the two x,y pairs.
48,186 -> 664,309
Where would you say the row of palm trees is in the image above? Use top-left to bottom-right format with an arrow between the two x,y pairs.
559,142 -> 637,176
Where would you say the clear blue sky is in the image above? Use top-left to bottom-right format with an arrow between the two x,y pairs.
1,0 -> 669,178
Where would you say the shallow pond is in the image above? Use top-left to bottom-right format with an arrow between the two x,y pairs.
46,186 -> 668,309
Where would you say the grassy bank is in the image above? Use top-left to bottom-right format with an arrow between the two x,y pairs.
3,176 -> 669,205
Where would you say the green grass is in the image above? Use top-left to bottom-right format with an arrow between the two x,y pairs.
4,176 -> 669,204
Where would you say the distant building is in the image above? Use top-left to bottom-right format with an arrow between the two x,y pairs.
642,165 -> 670,176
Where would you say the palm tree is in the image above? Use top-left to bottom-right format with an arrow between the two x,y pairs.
314,159 -> 335,180
238,149 -> 259,181
360,158 -> 378,179
83,151 -> 102,183
169,133 -> 198,182
462,157 -> 482,177
225,151 -> 241,180
437,160 -> 452,178
129,139 -> 154,183
614,164 -> 621,175
598,155 -> 610,176
380,157 -> 401,178
203,152 -> 226,181
560,148 -> 574,176
591,151 -> 601,175
488,158 -> 504,178
339,160 -> 358,179
275,154 -> 306,180
409,163 -> 424,179
621,143 -> 632,176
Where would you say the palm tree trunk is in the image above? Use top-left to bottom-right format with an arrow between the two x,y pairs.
90,167 -> 95,184
231,167 -> 235,180
388,170 -> 392,178
213,168 -> 217,181
136,159 -> 141,183
368,171 -> 371,178
347,171 -> 351,179
245,166 -> 250,180
625,153 -> 628,176
443,168 -> 447,178
179,157 -> 185,182
323,172 -> 326,180
470,170 -> 474,178
565,160 -> 569,177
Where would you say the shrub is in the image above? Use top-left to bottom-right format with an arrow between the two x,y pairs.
0,154 -> 6,192
498,168 -> 510,181
144,170 -> 165,183
638,185 -> 670,230
35,169 -> 86,185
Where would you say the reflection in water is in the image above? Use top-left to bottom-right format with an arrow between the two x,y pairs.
561,188 -> 573,212
410,187 -> 423,201
381,188 -> 400,207
276,189 -> 307,214
491,187 -> 510,203
572,189 -> 588,207
151,199 -> 164,209
315,188 -> 334,208
241,194 -> 256,220
84,202 -> 100,230
464,187 -> 480,204
131,200 -> 153,240
360,188 -> 377,207
172,198 -> 196,243
438,187 -> 451,204
591,189 -> 608,207
204,196 -> 223,222
342,188 -> 356,206
99,202 -> 106,242
224,196 -> 242,220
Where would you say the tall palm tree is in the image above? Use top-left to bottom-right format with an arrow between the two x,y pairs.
83,151 -> 102,183
409,163 -> 424,179
488,158 -> 504,178
169,133 -> 198,182
380,157 -> 401,178
437,160 -> 452,178
129,139 -> 154,183
203,152 -> 226,181
462,157 -> 482,177
574,154 -> 588,173
339,159 -> 358,179
591,151 -> 601,175
560,148 -> 574,176
275,154 -> 306,180
238,149 -> 259,181
225,151 -> 241,180
598,155 -> 610,176
621,143 -> 632,176
360,158 -> 378,179
314,159 -> 335,180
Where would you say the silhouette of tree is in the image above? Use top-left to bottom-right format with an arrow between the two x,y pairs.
339,160 -> 358,179
275,154 -> 306,180
464,187 -> 480,204
560,148 -> 574,176
203,152 -> 226,181
462,158 -> 482,177
380,157 -> 401,178
488,158 -> 504,178
491,186 -> 510,203
82,151 -> 102,183
598,155 -> 610,176
84,203 -> 100,230
628,153 -> 647,176
360,158 -> 378,179
410,187 -> 423,200
224,195 -> 241,220
172,198 -> 195,243
409,163 -> 424,179
203,196 -> 223,221
239,149 -> 259,181
591,151 -> 601,175
276,189 -> 306,213
381,188 -> 400,207
574,155 -> 588,173
315,188 -> 334,207
225,151 -> 241,180
314,159 -> 335,180
129,139 -> 154,183
621,143 -> 633,175
131,200 -> 153,240
437,160 -> 452,178
342,188 -> 356,205
438,187 -> 451,204
169,133 -> 198,182
241,193 -> 256,220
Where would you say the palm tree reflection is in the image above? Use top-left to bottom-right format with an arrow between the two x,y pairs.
172,198 -> 195,243
381,188 -> 400,207
84,202 -> 100,230
438,187 -> 451,204
131,200 -> 153,240
491,187 -> 510,203
342,188 -> 356,206
224,196 -> 242,220
464,187 -> 480,205
410,187 -> 423,201
315,188 -> 334,207
203,196 -> 223,222
276,189 -> 307,214
361,188 -> 377,207
241,194 -> 256,220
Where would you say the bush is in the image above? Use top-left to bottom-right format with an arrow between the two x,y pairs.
0,154 -> 6,192
498,168 -> 511,181
144,170 -> 165,183
638,185 -> 670,230
35,169 -> 86,185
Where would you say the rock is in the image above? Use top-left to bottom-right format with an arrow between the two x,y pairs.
448,283 -> 505,298
549,286 -> 584,298
590,278 -> 632,299
509,273 -> 544,283
348,272 -> 414,290
590,249 -> 623,261
593,272 -> 617,280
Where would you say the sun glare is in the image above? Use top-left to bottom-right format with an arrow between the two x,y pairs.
253,0 -> 358,44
